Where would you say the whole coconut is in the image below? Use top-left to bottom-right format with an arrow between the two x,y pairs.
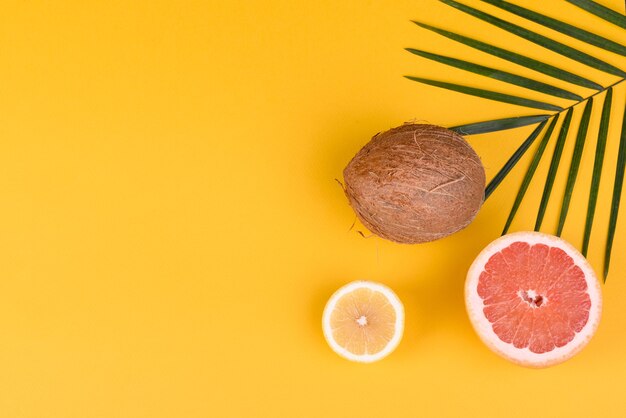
343,123 -> 485,244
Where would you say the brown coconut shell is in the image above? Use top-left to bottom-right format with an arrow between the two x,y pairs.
343,123 -> 486,244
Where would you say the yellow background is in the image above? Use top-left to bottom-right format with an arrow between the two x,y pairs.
1,0 -> 625,416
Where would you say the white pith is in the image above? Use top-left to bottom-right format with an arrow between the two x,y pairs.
519,289 -> 547,308
465,231 -> 602,368
322,281 -> 404,363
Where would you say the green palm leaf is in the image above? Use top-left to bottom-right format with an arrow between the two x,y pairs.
535,108 -> 575,231
441,0 -> 626,78
405,49 -> 583,100
413,22 -> 603,90
480,0 -> 626,56
407,0 -> 626,278
605,105 -> 626,280
404,76 -> 563,111
567,0 -> 626,29
502,115 -> 559,234
556,98 -> 594,236
450,115 -> 550,135
582,88 -> 613,257
485,120 -> 548,199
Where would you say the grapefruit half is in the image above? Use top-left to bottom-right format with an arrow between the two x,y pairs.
322,281 -> 404,363
466,231 -> 602,368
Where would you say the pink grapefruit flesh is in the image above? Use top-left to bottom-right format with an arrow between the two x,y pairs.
466,232 -> 602,367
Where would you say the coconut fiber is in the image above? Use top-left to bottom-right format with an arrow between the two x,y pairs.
343,123 -> 486,244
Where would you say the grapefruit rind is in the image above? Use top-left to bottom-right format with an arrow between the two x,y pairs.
465,231 -> 602,368
322,281 -> 404,363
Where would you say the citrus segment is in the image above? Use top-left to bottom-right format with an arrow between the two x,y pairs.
322,281 -> 404,363
466,232 -> 601,367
